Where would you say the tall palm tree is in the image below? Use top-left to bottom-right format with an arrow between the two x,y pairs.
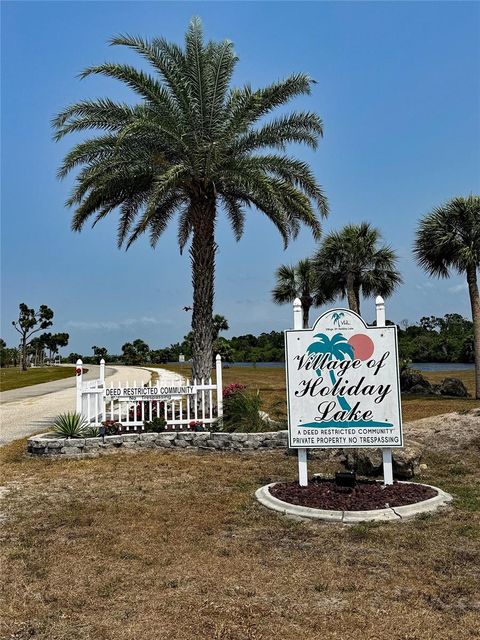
53,18 -> 328,380
272,258 -> 331,328
414,195 -> 480,399
312,222 -> 402,316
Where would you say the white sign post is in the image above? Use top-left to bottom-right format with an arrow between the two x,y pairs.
286,298 -> 403,486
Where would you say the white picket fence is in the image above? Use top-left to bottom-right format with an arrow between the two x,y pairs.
75,356 -> 223,431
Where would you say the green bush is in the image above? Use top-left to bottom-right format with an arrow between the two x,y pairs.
84,426 -> 100,438
52,412 -> 89,438
221,389 -> 270,433
143,416 -> 167,432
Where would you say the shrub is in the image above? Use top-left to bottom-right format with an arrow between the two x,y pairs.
143,416 -> 167,432
221,388 -> 269,433
52,412 -> 89,438
223,383 -> 246,399
84,426 -> 100,438
189,420 -> 205,431
101,420 -> 122,435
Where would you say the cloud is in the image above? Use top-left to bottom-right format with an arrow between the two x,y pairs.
448,282 -> 467,294
66,317 -> 171,331
415,282 -> 436,291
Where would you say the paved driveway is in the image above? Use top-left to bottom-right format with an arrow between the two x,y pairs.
0,365 -> 157,446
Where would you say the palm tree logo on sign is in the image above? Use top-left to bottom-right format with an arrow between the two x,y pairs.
331,312 -> 345,327
302,331 -> 393,429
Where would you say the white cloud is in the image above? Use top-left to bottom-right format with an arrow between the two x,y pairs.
448,282 -> 467,294
66,316 -> 170,331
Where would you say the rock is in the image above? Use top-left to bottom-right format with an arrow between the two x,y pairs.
174,438 -> 188,448
392,442 -> 423,479
400,369 -> 432,393
410,384 -> 432,395
344,449 -> 383,476
439,377 -> 468,397
64,438 -> 85,447
343,442 -> 424,479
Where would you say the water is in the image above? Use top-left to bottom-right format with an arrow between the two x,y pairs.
226,361 -> 474,371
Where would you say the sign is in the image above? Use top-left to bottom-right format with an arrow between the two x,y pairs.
104,385 -> 196,401
285,308 -> 403,449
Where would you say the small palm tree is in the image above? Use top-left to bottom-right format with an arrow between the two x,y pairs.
313,222 -> 402,315
272,259 -> 331,328
53,18 -> 328,381
414,195 -> 480,399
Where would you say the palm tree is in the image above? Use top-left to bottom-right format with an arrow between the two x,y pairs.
53,18 -> 328,380
312,222 -> 402,316
272,259 -> 331,328
414,195 -> 480,399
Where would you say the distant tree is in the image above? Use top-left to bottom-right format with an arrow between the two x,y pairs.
92,345 -> 108,362
149,348 -> 171,364
272,258 -> 331,328
53,18 -> 327,382
51,333 -> 69,360
213,315 -> 229,340
41,332 -> 70,362
0,339 -> 6,368
313,223 -> 402,315
414,195 -> 480,398
121,339 -> 150,365
29,336 -> 47,366
213,337 -> 235,363
12,304 -> 54,370
67,352 -> 82,364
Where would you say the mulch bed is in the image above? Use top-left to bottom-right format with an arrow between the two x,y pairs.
269,479 -> 437,511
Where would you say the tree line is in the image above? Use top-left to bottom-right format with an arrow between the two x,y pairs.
62,311 -> 473,367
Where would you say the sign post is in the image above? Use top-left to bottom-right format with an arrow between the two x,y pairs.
293,298 -> 309,486
286,300 -> 403,487
376,296 -> 394,485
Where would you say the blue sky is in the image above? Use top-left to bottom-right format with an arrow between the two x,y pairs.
1,1 -> 479,356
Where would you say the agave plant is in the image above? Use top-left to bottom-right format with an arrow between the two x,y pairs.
84,426 -> 100,438
52,412 -> 89,438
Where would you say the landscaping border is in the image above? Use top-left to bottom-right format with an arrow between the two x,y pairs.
255,481 -> 453,523
27,430 -> 289,456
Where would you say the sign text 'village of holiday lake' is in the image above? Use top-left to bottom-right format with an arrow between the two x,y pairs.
285,309 -> 403,449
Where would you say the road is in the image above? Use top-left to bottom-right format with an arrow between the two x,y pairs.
0,365 -> 184,447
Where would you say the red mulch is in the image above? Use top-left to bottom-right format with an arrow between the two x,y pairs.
269,479 -> 437,511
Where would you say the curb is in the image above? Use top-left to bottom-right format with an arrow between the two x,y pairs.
255,482 -> 453,523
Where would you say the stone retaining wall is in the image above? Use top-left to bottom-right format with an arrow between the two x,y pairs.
27,430 -> 289,457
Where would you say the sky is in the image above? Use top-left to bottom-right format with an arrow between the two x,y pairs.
1,0 -> 479,356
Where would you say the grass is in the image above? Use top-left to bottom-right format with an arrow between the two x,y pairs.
159,364 -> 479,423
0,366 -> 77,392
0,439 -> 479,639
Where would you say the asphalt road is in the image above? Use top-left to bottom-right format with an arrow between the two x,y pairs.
0,365 -> 164,447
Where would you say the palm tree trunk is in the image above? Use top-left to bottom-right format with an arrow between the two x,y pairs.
190,200 -> 217,382
466,265 -> 480,399
354,287 -> 361,316
346,274 -> 359,314
301,295 -> 312,329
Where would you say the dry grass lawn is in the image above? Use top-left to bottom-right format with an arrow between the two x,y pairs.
162,364 -> 479,422
1,434 -> 479,639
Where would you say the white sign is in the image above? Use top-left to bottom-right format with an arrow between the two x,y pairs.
285,308 -> 403,449
105,385 -> 196,401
